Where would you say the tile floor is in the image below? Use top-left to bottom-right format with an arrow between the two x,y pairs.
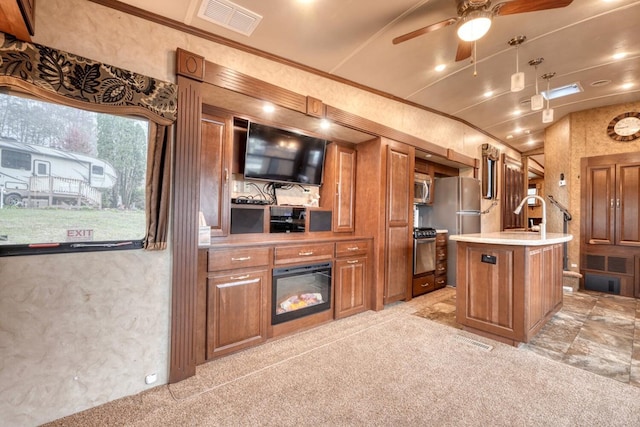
412,287 -> 640,388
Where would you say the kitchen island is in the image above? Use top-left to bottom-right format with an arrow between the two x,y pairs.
450,232 -> 573,346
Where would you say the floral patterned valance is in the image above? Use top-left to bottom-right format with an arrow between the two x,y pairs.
0,33 -> 177,124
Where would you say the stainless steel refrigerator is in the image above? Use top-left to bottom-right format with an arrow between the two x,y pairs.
432,176 -> 481,287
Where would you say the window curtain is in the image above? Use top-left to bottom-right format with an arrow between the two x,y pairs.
0,32 -> 177,249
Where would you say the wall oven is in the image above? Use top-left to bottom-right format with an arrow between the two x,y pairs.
413,227 -> 436,275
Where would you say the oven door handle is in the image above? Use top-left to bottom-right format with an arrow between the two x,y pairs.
414,237 -> 436,243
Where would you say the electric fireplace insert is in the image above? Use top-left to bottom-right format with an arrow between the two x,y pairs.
271,262 -> 332,325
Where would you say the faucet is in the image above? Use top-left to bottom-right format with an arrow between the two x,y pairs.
514,195 -> 546,240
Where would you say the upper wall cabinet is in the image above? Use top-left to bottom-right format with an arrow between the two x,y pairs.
200,107 -> 233,238
321,143 -> 356,233
0,0 -> 35,41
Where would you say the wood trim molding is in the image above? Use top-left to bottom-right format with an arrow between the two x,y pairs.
170,75 -> 202,383
204,61 -> 307,113
447,149 -> 478,169
87,0 -> 518,153
177,48 -> 205,81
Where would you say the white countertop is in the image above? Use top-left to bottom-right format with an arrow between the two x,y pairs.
449,231 -> 573,246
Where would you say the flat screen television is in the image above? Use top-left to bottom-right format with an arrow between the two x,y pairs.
244,122 -> 327,186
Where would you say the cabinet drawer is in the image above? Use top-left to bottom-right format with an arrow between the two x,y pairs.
412,274 -> 435,297
436,233 -> 447,246
208,247 -> 271,272
335,240 -> 368,257
274,243 -> 334,265
435,261 -> 447,276
435,275 -> 446,289
436,246 -> 447,261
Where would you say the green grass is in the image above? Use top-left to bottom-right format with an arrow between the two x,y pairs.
0,208 -> 145,245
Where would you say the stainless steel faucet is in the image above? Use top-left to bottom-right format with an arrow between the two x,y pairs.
514,195 -> 546,240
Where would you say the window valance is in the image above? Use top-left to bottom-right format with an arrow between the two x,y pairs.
0,32 -> 177,125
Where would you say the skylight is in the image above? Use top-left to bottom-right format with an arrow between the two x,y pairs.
542,82 -> 583,100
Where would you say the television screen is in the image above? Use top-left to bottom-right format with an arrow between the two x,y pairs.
244,122 -> 327,186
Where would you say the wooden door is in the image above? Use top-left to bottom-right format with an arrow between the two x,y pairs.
200,110 -> 232,237
616,162 -> 640,246
502,156 -> 524,229
334,257 -> 367,319
206,269 -> 267,359
334,145 -> 356,232
585,164 -> 615,245
384,142 -> 413,304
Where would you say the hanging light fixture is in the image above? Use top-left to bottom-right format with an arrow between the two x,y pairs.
508,35 -> 526,92
457,10 -> 493,42
542,72 -> 556,123
529,58 -> 544,111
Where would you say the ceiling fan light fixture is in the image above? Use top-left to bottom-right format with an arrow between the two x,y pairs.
457,10 -> 492,42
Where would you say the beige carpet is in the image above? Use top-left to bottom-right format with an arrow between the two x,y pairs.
47,291 -> 640,426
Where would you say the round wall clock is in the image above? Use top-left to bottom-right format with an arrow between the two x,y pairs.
607,112 -> 640,142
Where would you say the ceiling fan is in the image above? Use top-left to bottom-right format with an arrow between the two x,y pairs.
392,0 -> 574,62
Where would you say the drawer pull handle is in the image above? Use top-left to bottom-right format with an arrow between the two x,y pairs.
347,246 -> 360,251
347,260 -> 359,264
231,256 -> 251,261
220,277 -> 260,287
421,283 -> 430,287
230,274 -> 250,280
298,251 -> 314,256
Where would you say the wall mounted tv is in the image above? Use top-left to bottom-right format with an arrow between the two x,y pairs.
244,122 -> 327,186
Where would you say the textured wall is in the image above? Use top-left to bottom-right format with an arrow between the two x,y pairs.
0,0 -> 522,424
544,101 -> 640,273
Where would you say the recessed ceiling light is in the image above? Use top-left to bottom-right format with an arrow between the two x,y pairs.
513,109 -> 522,116
514,127 -> 523,134
612,52 -> 627,60
483,90 -> 493,98
622,82 -> 634,90
506,134 -> 514,140
435,64 -> 446,72
263,103 -> 275,113
524,129 -> 531,135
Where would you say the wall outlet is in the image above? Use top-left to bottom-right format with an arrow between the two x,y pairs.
243,182 -> 252,192
145,373 -> 157,385
233,181 -> 242,193
559,180 -> 566,186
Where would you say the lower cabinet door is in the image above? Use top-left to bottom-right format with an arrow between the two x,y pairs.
335,257 -> 367,319
207,269 -> 268,359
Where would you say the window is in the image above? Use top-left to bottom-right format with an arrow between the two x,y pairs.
0,93 -> 149,254
1,149 -> 31,170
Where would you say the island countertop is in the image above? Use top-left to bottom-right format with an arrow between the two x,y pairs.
449,231 -> 573,246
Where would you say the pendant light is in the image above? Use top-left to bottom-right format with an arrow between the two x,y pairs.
529,58 -> 544,111
542,72 -> 556,123
508,35 -> 526,92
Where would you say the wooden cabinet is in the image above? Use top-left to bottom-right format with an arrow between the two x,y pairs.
273,242 -> 333,265
456,241 -> 563,345
0,0 -> 35,41
355,137 -> 414,309
585,162 -> 640,246
321,143 -> 356,232
435,232 -> 447,289
200,108 -> 233,238
205,246 -> 270,359
581,154 -> 640,297
334,240 -> 369,319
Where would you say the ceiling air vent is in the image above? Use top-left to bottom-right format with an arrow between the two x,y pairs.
197,0 -> 262,36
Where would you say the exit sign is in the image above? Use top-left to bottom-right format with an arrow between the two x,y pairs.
66,229 -> 94,242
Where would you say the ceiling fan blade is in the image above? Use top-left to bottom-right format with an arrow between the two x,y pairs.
493,0 -> 573,16
392,18 -> 458,45
455,41 -> 473,62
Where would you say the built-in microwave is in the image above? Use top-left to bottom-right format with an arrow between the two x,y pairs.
414,172 -> 432,204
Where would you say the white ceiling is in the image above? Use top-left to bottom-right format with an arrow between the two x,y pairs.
113,0 -> 640,155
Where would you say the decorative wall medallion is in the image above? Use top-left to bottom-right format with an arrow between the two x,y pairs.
607,112 -> 640,142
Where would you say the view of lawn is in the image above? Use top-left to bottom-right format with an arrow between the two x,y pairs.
0,208 -> 145,245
